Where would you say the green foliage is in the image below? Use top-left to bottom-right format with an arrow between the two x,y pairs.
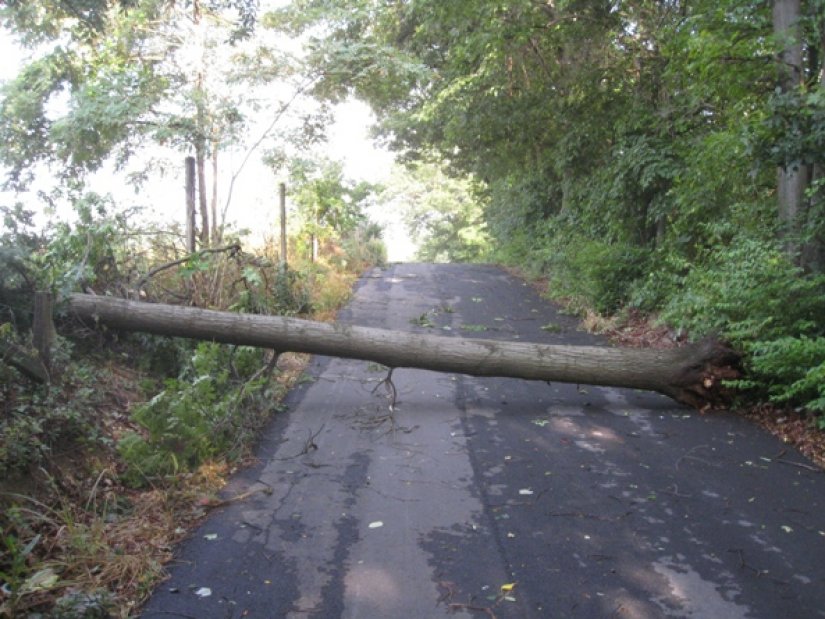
757,87 -> 825,170
659,236 -> 825,416
288,157 -> 378,246
229,264 -> 312,316
0,346 -> 103,476
0,0 -> 283,198
0,196 -> 137,331
0,508 -> 36,595
39,194 -> 137,299
662,238 -> 825,343
338,224 -> 387,271
381,161 -> 489,263
118,342 -> 280,486
743,337 -> 825,419
0,205 -> 43,329
540,235 -> 650,315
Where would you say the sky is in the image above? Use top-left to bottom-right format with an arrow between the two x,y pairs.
0,12 -> 417,262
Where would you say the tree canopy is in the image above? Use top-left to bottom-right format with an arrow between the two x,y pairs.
266,0 -> 825,413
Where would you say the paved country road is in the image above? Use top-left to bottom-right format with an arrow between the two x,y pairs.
141,263 -> 825,619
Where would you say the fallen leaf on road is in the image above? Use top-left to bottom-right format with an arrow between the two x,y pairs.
500,582 -> 517,593
21,568 -> 59,593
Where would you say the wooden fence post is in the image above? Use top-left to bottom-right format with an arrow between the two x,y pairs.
185,156 -> 196,253
279,182 -> 288,270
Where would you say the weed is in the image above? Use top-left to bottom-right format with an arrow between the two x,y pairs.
117,343 -> 279,487
460,324 -> 488,332
410,312 -> 436,328
540,323 -> 562,333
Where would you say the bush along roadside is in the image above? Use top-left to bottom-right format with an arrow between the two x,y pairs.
502,231 -> 825,458
0,202 -> 386,617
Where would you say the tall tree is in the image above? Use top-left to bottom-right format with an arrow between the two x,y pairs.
773,0 -> 807,255
288,157 -> 376,261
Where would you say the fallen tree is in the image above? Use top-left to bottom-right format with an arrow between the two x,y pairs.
67,293 -> 740,409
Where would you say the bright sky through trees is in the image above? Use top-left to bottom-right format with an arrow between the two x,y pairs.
0,6 -> 404,256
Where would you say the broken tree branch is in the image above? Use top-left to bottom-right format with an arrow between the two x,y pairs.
135,244 -> 242,293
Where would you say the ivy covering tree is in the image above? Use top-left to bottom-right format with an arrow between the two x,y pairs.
268,0 -> 825,416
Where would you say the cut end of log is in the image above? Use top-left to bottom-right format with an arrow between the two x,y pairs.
665,337 -> 742,411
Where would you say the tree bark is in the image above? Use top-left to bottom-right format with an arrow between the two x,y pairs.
185,156 -> 197,253
802,20 -> 825,272
211,141 -> 219,245
193,0 -> 209,247
67,294 -> 740,410
773,0 -> 808,257
196,140 -> 209,246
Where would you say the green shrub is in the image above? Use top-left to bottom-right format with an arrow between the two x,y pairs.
547,236 -> 650,314
662,237 -> 825,342
118,342 -> 279,486
0,342 -> 103,476
662,237 -> 825,416
629,249 -> 691,312
744,337 -> 825,420
229,265 -> 312,316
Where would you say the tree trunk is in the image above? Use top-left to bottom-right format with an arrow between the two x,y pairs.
279,182 -> 288,269
67,294 -> 740,410
196,140 -> 209,246
802,21 -> 825,272
185,156 -> 197,253
211,141 -> 219,244
773,0 -> 809,257
193,0 -> 209,247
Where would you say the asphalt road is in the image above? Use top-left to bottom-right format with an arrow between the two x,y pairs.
141,263 -> 825,619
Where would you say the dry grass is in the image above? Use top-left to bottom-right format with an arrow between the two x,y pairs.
579,309 -> 617,335
0,464 -> 234,618
310,269 -> 356,321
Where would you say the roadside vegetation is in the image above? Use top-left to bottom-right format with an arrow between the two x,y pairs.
273,0 -> 825,425
2,0 -> 825,616
0,197 -> 384,616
